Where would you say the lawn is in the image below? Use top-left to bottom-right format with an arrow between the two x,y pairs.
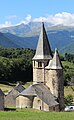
0,82 -> 32,93
64,86 -> 74,101
0,109 -> 74,120
0,84 -> 13,93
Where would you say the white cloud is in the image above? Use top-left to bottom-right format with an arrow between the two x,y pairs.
33,17 -> 47,22
1,12 -> 74,28
33,12 -> 74,26
20,14 -> 32,24
0,15 -> 18,28
6,15 -> 18,20
0,21 -> 12,28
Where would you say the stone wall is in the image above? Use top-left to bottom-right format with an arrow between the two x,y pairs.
4,89 -> 19,107
16,96 -> 33,108
33,96 -> 49,111
33,61 -> 45,84
45,69 -> 64,111
0,95 -> 4,110
33,96 -> 59,111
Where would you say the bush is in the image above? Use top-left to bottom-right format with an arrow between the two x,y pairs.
64,95 -> 73,106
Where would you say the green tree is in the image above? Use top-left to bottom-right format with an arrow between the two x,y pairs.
64,95 -> 73,106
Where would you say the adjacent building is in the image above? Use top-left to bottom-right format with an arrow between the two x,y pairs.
0,89 -> 4,110
5,83 -> 25,107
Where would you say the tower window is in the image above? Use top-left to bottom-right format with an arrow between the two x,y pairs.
38,62 -> 42,67
34,61 -> 35,66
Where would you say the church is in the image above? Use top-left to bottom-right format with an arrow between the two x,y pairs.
16,22 -> 64,111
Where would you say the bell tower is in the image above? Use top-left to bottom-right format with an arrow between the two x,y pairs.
33,22 -> 52,84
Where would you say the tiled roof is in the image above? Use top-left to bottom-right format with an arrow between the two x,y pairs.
7,83 -> 25,95
0,89 -> 4,96
14,83 -> 25,93
19,84 -> 59,107
33,84 -> 59,107
19,85 -> 36,96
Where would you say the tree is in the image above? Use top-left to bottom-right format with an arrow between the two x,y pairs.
64,95 -> 73,106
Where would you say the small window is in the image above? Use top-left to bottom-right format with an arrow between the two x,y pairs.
38,62 -> 42,67
34,61 -> 35,66
38,100 -> 40,103
53,107 -> 55,111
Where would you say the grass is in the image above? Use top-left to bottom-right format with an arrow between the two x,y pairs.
0,84 -> 13,93
24,82 -> 32,88
0,82 -> 32,93
0,82 -> 74,120
64,86 -> 74,101
0,108 -> 74,120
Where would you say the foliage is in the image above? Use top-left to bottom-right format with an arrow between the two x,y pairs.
65,53 -> 74,63
62,61 -> 74,86
64,95 -> 73,106
0,47 -> 35,83
64,86 -> 74,101
0,47 -> 74,85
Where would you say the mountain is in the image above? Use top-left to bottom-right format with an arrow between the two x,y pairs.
0,22 -> 53,37
0,32 -> 20,48
0,22 -> 74,54
60,42 -> 74,55
1,32 -> 38,49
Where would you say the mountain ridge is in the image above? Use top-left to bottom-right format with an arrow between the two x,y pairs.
0,22 -> 74,54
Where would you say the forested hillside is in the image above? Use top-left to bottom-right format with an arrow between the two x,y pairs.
0,47 -> 35,84
0,47 -> 74,85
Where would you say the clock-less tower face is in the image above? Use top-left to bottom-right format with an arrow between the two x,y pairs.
32,22 -> 52,84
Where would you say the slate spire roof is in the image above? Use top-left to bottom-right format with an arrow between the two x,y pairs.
33,22 -> 52,60
46,48 -> 63,69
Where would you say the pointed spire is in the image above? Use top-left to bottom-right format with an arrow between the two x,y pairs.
46,48 -> 63,69
33,22 -> 52,60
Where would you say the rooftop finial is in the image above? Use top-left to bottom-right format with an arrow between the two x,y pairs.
41,19 -> 44,27
55,48 -> 58,53
42,18 -> 44,23
55,48 -> 58,51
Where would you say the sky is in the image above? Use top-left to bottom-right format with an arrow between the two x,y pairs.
0,0 -> 74,28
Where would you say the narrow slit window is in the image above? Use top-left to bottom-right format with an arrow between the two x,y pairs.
34,61 -> 35,66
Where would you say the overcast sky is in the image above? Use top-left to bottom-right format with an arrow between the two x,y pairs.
0,0 -> 74,28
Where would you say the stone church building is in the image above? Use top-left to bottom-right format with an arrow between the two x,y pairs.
16,22 -> 64,111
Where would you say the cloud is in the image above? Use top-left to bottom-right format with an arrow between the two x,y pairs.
0,15 -> 18,28
0,21 -> 12,28
20,14 -> 32,24
6,15 -> 18,20
33,17 -> 47,22
1,12 -> 74,28
33,12 -> 74,26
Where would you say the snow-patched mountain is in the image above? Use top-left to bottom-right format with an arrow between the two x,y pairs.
0,22 -> 74,54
